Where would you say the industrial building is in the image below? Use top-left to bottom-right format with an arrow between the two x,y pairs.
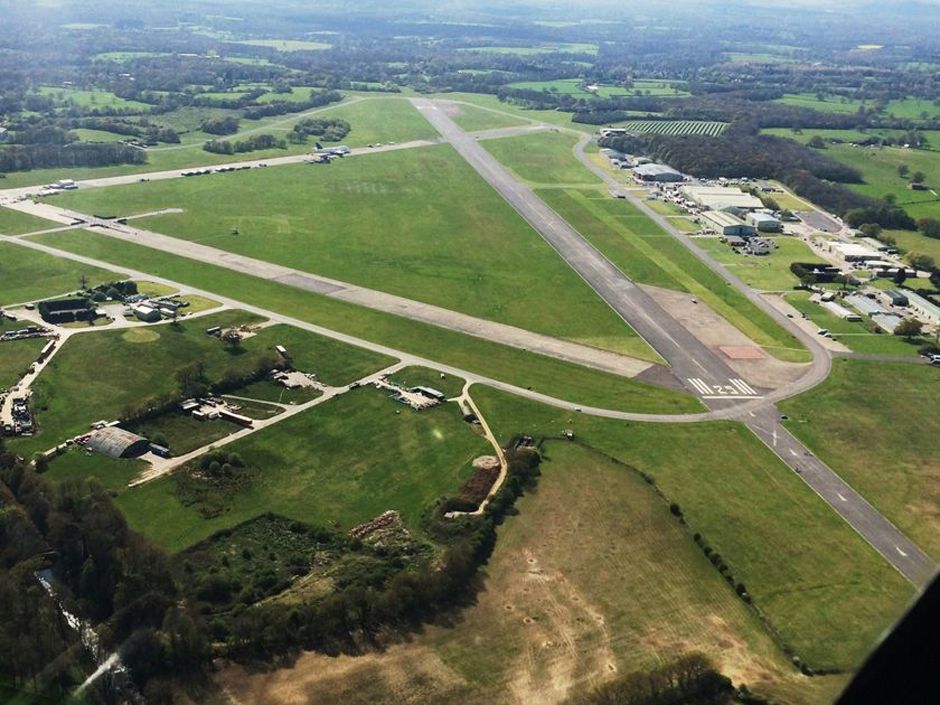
632,163 -> 685,182
831,243 -> 883,263
905,290 -> 940,326
871,313 -> 904,334
133,305 -> 161,323
703,211 -> 755,237
883,290 -> 909,307
85,426 -> 151,458
846,294 -> 889,318
821,300 -> 862,321
680,185 -> 764,211
747,212 -> 783,233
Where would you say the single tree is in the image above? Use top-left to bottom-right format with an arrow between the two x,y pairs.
807,135 -> 826,149
898,163 -> 910,178
894,318 -> 923,339
911,171 -> 926,184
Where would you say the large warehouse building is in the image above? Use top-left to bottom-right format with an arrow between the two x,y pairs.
680,185 -> 764,211
632,163 -> 685,182
702,211 -> 755,237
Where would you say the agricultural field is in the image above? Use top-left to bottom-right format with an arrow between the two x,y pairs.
0,242 -> 114,305
782,291 -> 928,356
93,51 -> 170,61
535,188 -> 810,361
46,145 -> 658,361
459,42 -> 597,55
483,130 -> 599,185
780,359 -> 940,559
884,97 -> 940,121
117,386 -> 490,552
35,86 -> 151,111
71,128 -> 128,143
506,77 -> 688,98
34,230 -> 701,414
472,386 -> 914,672
695,236 -> 826,291
235,39 -> 332,51
216,440 -> 848,705
616,120 -> 726,137
773,93 -> 867,114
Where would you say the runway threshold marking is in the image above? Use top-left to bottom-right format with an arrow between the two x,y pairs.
688,377 -> 761,399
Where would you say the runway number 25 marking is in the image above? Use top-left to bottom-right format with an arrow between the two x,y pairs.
687,377 -> 759,399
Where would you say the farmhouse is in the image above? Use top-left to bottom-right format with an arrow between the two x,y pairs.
86,426 -> 151,458
702,211 -> 755,237
680,185 -> 763,211
632,163 -> 684,182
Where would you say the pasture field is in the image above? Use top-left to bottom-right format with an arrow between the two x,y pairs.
71,128 -> 127,143
216,440 -> 848,705
616,120 -> 726,137
129,412 -> 242,455
695,236 -> 825,291
0,207 -> 57,235
0,242 -> 114,305
506,77 -> 688,99
472,386 -> 914,671
0,336 -> 44,389
48,145 -> 657,360
255,86 -> 321,104
884,97 -> 940,121
117,386 -> 489,552
448,102 -> 529,132
9,313 -> 394,456
236,39 -> 332,51
94,51 -> 170,61
773,93 -> 866,114
33,230 -> 702,414
535,188 -> 810,361
35,86 -> 151,111
460,43 -> 597,56
780,359 -> 940,560
723,52 -> 797,64
42,447 -> 144,492
483,130 -> 599,185
886,229 -> 940,262
783,291 -> 928,356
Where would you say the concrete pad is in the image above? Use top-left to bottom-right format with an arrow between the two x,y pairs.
640,284 -> 808,391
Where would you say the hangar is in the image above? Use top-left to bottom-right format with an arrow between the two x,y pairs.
632,163 -> 685,182
86,426 -> 151,458
680,185 -> 764,211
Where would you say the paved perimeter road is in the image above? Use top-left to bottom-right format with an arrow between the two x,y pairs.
411,98 -> 937,588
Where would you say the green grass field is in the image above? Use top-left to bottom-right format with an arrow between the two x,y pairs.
33,230 -> 701,414
117,387 -> 489,552
506,77 -> 688,99
695,237 -> 825,291
0,337 -> 44,389
535,188 -> 810,361
71,128 -> 128,143
448,103 -> 529,132
0,207 -> 57,235
460,43 -> 597,56
313,97 -> 438,147
42,447 -> 145,492
780,359 -> 940,559
47,145 -> 656,360
483,130 -> 599,185
10,313 -> 394,456
774,93 -> 866,114
472,386 -> 914,671
0,242 -> 115,305
387,366 -> 465,399
36,86 -> 150,111
236,39 -> 331,51
216,438 -> 849,705
784,291 -> 928,356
